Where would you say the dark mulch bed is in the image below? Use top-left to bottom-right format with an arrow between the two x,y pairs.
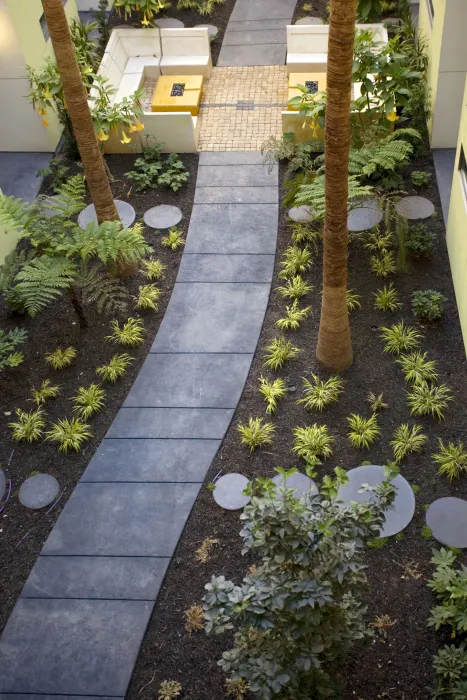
126,143 -> 467,700
0,152 -> 198,634
108,0 -> 237,66
292,0 -> 329,23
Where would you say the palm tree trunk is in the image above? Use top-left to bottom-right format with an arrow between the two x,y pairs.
316,0 -> 355,371
41,0 -> 119,223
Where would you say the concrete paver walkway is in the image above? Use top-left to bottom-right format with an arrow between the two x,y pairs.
0,152 -> 278,698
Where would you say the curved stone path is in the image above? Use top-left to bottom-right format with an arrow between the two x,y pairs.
0,152 -> 278,697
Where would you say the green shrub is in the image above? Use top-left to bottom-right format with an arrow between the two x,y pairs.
370,250 -> 396,277
134,284 -> 161,311
72,384 -> 106,420
367,391 -> 388,412
346,290 -> 361,312
161,227 -> 185,251
428,548 -> 467,635
45,346 -> 77,370
373,283 -> 402,312
0,327 -> 27,371
412,290 -> 446,322
279,246 -> 313,279
432,643 -> 467,699
141,258 -> 166,281
411,170 -> 431,188
276,275 -> 313,300
96,353 -> 133,382
106,317 -> 145,346
126,142 -> 189,192
407,224 -> 435,258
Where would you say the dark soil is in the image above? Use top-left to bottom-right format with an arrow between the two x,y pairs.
126,143 -> 467,700
292,0 -> 329,24
108,0 -> 237,66
0,152 -> 198,634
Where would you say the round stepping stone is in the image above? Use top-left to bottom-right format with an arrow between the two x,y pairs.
19,474 -> 60,510
337,465 -> 415,538
396,196 -> 435,220
0,469 -> 6,501
295,16 -> 324,25
78,200 -> 136,230
213,473 -> 250,510
144,204 -> 182,229
383,16 -> 402,26
272,471 -> 317,497
426,497 -> 467,548
154,18 -> 184,28
288,205 -> 314,223
195,24 -> 218,38
348,199 -> 383,232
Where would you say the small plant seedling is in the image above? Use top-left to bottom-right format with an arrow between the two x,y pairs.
276,300 -> 311,331
258,376 -> 287,414
411,290 -> 446,322
31,379 -> 60,406
276,275 -> 313,300
407,224 -> 435,258
390,423 -> 427,463
367,537 -> 388,550
346,289 -> 361,312
72,384 -> 106,420
106,317 -> 145,346
9,408 -> 45,443
371,250 -> 396,277
195,537 -> 219,563
45,346 -> 77,370
367,392 -> 388,412
96,353 -> 133,382
411,483 -> 421,494
397,351 -> 439,385
184,604 -> 204,634
292,423 -> 334,462
237,417 -> 275,452
161,227 -> 185,251
347,413 -> 380,449
373,283 -> 402,312
411,170 -> 431,188
379,320 -> 422,355
45,418 -> 92,453
134,284 -> 161,311
407,381 -> 453,421
158,680 -> 182,700
370,614 -> 397,638
290,221 -> 321,249
0,327 -> 27,371
395,532 -> 405,541
433,439 -> 467,481
141,258 -> 166,281
421,525 -> 433,540
207,482 -> 216,492
263,337 -> 300,370
226,678 -> 250,700
279,245 -> 313,279
298,374 -> 344,412
365,228 -> 393,253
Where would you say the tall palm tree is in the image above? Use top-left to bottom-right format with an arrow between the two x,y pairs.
41,0 -> 119,223
316,0 -> 356,371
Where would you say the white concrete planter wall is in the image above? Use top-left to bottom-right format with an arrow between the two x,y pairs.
75,0 -> 114,10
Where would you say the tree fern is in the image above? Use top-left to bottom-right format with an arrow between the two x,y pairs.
77,263 -> 130,316
14,257 -> 77,316
0,194 -> 31,234
295,175 -> 374,219
43,175 -> 87,218
69,220 -> 152,268
348,129 -> 420,178
0,249 -> 35,311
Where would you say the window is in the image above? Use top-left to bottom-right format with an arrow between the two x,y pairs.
458,145 -> 467,205
40,0 -> 68,41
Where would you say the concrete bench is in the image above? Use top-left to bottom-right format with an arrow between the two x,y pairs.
159,28 -> 212,78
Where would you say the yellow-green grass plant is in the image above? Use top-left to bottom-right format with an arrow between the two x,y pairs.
46,418 -> 92,453
45,346 -> 77,370
390,423 -> 428,463
298,374 -> 344,412
96,353 -> 133,382
237,417 -> 275,452
263,337 -> 300,371
106,317 -> 146,346
258,376 -> 287,414
72,384 -> 106,420
31,379 -> 60,406
9,408 -> 45,443
347,413 -> 380,449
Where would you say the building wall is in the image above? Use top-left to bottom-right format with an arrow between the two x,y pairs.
75,0 -> 114,9
446,76 -> 467,355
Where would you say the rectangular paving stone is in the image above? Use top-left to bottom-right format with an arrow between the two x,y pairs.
196,165 -> 277,188
199,151 -> 265,165
177,254 -> 275,283
227,18 -> 291,31
218,44 -> 287,66
124,353 -> 252,408
82,438 -> 220,482
0,598 -> 152,695
185,204 -> 278,254
223,29 -> 286,45
194,186 -> 278,204
152,282 -> 270,352
22,556 -> 169,600
229,0 -> 296,21
107,407 -> 234,439
42,482 -> 201,556
0,696 -> 119,700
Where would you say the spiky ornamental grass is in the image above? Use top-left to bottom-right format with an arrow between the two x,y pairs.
367,391 -> 388,412
275,300 -> 312,331
397,351 -> 439,385
106,317 -> 145,347
379,320 -> 422,355
390,424 -> 428,463
45,346 -> 77,370
237,417 -> 275,452
276,275 -> 313,300
9,408 -> 45,443
141,258 -> 166,281
45,418 -> 92,453
72,384 -> 106,420
279,246 -> 313,279
258,376 -> 287,414
134,284 -> 161,311
374,283 -> 402,312
433,439 -> 467,481
263,337 -> 300,371
346,290 -> 361,312
31,379 -> 60,406
292,424 -> 334,462
158,681 -> 182,700
407,382 -> 453,421
298,374 -> 344,412
347,413 -> 381,449
96,353 -> 133,383
289,222 -> 322,249
370,250 -> 396,277
161,227 -> 185,251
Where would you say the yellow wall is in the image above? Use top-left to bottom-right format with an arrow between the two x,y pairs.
0,188 -> 21,265
446,76 -> 467,355
418,0 -> 444,137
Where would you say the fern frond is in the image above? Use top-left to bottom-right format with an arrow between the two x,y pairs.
77,263 -> 130,316
43,175 -> 86,218
349,130 -> 418,177
71,220 -> 152,266
295,175 -> 374,218
14,257 -> 77,316
0,194 -> 31,234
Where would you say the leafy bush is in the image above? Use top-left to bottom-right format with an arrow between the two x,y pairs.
432,439 -> 467,481
379,172 -> 405,193
407,224 -> 435,258
37,156 -> 71,194
126,143 -> 189,192
347,413 -> 380,449
407,381 -> 453,421
292,424 -> 334,463
411,170 -> 431,188
46,417 -> 92,453
237,417 -> 275,452
0,327 -> 27,371
379,320 -> 422,355
115,0 -> 171,23
9,408 -> 45,443
298,374 -> 344,412
263,337 -> 300,371
158,680 -> 182,700
412,290 -> 446,322
390,423 -> 427,463
397,351 -> 439,385
373,283 -> 402,312
275,301 -> 311,331
432,644 -> 467,700
258,377 -> 287,414
203,467 -> 396,700
157,154 -> 190,192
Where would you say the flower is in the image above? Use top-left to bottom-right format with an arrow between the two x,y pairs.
44,88 -> 52,100
42,118 -> 49,127
83,66 -> 93,74
129,120 -> 144,132
97,129 -> 109,141
120,130 -> 131,144
141,13 -> 150,25
37,107 -> 47,116
387,111 -> 399,122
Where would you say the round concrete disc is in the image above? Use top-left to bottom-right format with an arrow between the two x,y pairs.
348,199 -> 383,232
0,469 -> 6,501
272,472 -> 317,497
78,200 -> 136,230
154,18 -> 184,28
19,474 -> 60,510
337,465 -> 415,538
296,16 -> 324,25
288,205 -> 314,223
426,497 -> 467,548
396,196 -> 435,220
143,205 -> 182,229
195,24 -> 218,38
213,473 -> 250,510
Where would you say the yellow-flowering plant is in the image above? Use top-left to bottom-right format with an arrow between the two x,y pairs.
89,77 -> 145,147
114,0 -> 172,25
